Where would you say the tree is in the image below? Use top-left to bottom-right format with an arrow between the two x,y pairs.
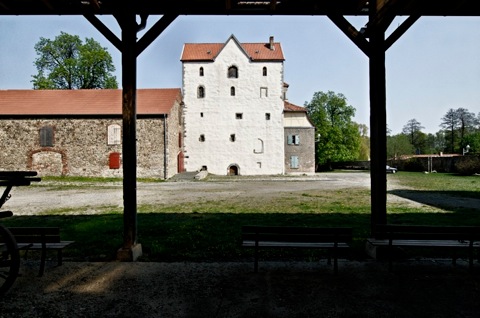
356,123 -> 370,161
305,91 -> 361,168
401,118 -> 425,153
32,32 -> 118,89
387,134 -> 414,159
440,108 -> 458,153
440,108 -> 477,153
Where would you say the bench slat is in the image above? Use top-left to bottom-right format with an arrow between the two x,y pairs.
241,225 -> 353,275
371,224 -> 480,272
6,227 -> 74,277
243,241 -> 350,248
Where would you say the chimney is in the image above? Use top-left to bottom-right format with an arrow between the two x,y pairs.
269,36 -> 274,50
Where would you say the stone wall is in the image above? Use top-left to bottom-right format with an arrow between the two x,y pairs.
0,111 -> 182,179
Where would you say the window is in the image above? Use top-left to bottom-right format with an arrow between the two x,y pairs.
230,86 -> 235,96
265,113 -> 271,120
235,113 -> 243,119
228,66 -> 238,78
262,67 -> 267,76
287,134 -> 300,145
254,138 -> 264,154
197,86 -> 205,98
199,67 -> 204,76
178,133 -> 182,148
39,126 -> 54,147
260,87 -> 268,98
290,156 -> 299,169
107,124 -> 121,145
200,112 -> 204,118
230,134 -> 236,142
199,134 -> 205,142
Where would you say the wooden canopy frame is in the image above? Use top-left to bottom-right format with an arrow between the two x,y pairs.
1,0 -> 478,260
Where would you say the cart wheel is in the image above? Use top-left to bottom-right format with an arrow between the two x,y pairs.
0,225 -> 20,295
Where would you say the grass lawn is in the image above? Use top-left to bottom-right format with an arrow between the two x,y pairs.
2,172 -> 479,262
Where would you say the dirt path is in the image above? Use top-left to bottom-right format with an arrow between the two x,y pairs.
3,171 -> 477,215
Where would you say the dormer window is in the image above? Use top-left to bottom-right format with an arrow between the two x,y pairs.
199,67 -> 204,76
228,66 -> 238,78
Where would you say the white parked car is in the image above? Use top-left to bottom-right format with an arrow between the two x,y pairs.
386,165 -> 398,173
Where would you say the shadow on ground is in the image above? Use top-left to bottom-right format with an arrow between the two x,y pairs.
1,259 -> 479,318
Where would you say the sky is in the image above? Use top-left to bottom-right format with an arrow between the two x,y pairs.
1,15 -> 480,135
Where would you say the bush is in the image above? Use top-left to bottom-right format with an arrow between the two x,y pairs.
455,156 -> 480,175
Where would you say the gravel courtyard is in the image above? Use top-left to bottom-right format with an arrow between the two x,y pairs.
1,172 -> 479,317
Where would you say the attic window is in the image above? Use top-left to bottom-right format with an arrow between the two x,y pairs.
228,66 -> 238,78
199,67 -> 204,76
263,67 -> 267,76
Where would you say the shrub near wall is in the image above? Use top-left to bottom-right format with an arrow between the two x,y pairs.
455,155 -> 480,175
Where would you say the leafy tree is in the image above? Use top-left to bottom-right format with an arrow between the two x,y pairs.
305,91 -> 360,168
456,108 -> 476,147
440,108 -> 477,153
440,108 -> 458,153
356,123 -> 370,161
32,32 -> 118,89
387,134 -> 414,159
402,118 -> 425,152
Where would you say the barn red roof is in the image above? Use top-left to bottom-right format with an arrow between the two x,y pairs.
0,89 -> 182,117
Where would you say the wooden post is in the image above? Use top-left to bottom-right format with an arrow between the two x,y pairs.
116,11 -> 142,261
369,0 -> 388,236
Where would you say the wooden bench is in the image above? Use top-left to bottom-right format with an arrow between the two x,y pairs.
241,225 -> 353,274
367,224 -> 480,271
8,227 -> 75,277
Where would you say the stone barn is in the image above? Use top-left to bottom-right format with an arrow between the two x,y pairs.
0,89 -> 184,179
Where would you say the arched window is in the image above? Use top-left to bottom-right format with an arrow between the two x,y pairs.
263,67 -> 267,76
228,66 -> 238,78
199,67 -> 204,76
230,86 -> 235,96
197,86 -> 205,98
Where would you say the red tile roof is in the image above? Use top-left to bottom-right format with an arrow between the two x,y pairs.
181,35 -> 284,61
0,89 -> 182,117
284,101 -> 307,112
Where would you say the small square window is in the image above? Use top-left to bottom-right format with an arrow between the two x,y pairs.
199,134 -> 205,142
200,112 -> 204,117
265,113 -> 271,120
230,134 -> 236,142
236,113 -> 243,119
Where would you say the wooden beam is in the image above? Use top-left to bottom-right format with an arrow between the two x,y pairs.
84,13 -> 122,52
327,14 -> 370,57
136,14 -> 178,57
116,10 -> 142,261
368,0 -> 388,236
385,14 -> 420,51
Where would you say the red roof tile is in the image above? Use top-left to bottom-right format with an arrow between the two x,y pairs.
0,89 -> 182,117
181,36 -> 284,61
284,101 -> 307,112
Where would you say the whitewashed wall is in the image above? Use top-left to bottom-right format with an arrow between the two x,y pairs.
183,38 -> 285,175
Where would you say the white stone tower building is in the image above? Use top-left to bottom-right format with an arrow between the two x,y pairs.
181,35 -> 286,175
